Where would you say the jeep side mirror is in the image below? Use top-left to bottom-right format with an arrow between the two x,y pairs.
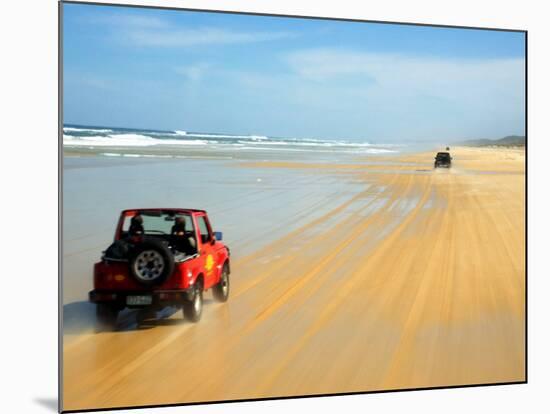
214,231 -> 223,241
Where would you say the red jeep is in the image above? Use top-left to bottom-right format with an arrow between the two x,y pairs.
89,208 -> 230,329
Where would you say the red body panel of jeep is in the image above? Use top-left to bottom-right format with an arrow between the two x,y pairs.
93,209 -> 229,292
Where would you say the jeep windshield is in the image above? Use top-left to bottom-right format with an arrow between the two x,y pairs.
436,152 -> 451,160
121,211 -> 193,236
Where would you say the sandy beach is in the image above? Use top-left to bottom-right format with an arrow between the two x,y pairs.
62,146 -> 525,411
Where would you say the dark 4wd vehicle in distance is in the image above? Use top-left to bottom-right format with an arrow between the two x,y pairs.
434,152 -> 452,168
89,208 -> 230,330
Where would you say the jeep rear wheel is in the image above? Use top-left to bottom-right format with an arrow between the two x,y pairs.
183,283 -> 203,322
96,304 -> 119,331
212,264 -> 230,302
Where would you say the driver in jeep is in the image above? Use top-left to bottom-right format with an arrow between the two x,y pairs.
171,216 -> 196,255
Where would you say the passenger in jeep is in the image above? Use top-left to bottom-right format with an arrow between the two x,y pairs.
128,214 -> 144,237
171,216 -> 196,255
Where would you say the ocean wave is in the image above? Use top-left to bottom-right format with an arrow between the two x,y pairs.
185,132 -> 268,140
63,127 -> 114,133
64,133 -> 397,154
63,134 -> 209,147
62,125 -> 402,155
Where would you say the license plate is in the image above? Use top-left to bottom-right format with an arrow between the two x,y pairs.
126,295 -> 152,305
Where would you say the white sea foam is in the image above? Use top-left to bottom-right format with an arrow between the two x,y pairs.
174,130 -> 187,136
63,127 -> 114,133
185,132 -> 268,140
146,131 -> 176,136
63,134 -> 209,147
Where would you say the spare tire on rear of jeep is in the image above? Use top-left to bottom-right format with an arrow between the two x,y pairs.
128,239 -> 174,286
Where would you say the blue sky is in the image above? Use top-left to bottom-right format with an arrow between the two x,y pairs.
63,3 -> 525,142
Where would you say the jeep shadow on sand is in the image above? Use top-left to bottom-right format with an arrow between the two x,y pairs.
89,208 -> 231,331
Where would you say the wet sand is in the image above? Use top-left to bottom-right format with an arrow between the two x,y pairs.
62,147 -> 525,411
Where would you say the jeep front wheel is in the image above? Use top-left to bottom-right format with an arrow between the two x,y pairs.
212,263 -> 230,302
183,283 -> 203,322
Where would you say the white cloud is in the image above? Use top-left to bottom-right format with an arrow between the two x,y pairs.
174,63 -> 211,82
90,14 -> 167,29
218,48 -> 525,140
284,48 -> 524,100
64,72 -> 114,91
92,12 -> 295,47
123,27 -> 294,47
